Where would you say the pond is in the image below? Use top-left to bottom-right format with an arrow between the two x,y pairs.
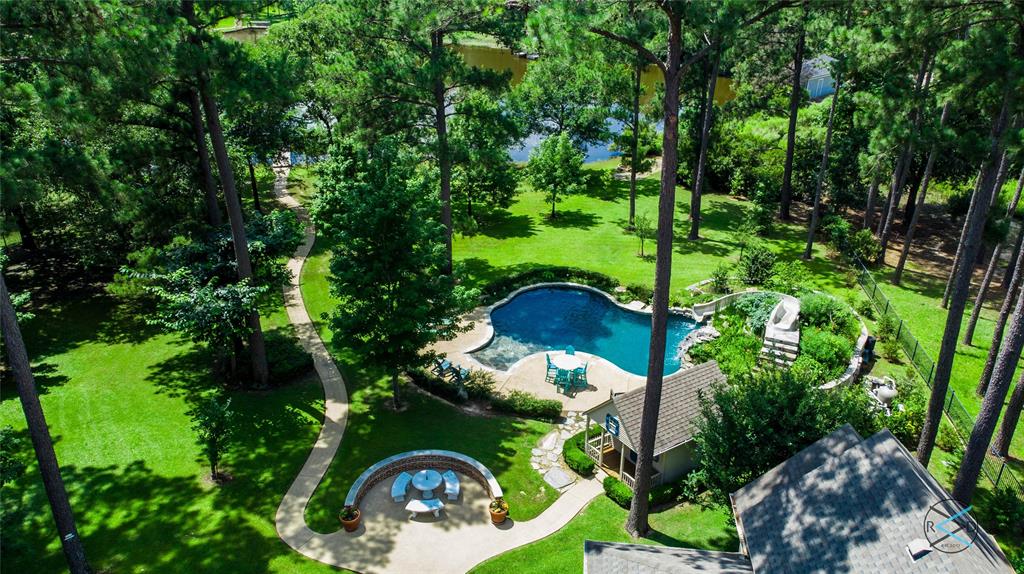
470,286 -> 699,376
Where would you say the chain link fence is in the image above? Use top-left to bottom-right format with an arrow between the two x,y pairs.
854,260 -> 1023,501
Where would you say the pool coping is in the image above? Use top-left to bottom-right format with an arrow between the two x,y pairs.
461,282 -> 700,378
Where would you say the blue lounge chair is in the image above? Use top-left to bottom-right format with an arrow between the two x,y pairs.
565,345 -> 575,355
432,358 -> 451,377
554,369 -> 571,393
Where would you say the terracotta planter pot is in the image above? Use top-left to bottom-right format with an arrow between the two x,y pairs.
489,507 -> 508,524
340,511 -> 361,532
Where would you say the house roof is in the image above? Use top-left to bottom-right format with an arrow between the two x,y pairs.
731,429 -> 1014,573
732,424 -> 863,516
588,361 -> 726,456
583,540 -> 752,574
801,54 -> 836,79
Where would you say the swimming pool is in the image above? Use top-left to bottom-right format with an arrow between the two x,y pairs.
470,286 -> 700,376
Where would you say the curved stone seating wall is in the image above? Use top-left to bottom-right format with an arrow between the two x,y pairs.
344,449 -> 503,508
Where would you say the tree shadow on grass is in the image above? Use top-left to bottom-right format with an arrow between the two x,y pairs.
476,208 -> 537,240
645,527 -> 740,553
543,209 -> 601,230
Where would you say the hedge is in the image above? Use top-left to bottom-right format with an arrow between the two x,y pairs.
490,390 -> 562,421
562,425 -> 601,477
602,476 -> 682,509
480,267 -> 619,305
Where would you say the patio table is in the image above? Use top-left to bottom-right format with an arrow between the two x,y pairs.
412,469 -> 443,499
551,353 -> 582,371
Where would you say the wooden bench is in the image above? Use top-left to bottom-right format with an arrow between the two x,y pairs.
391,472 -> 412,502
442,470 -> 460,501
405,498 -> 444,519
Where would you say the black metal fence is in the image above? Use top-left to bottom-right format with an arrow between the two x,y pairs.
854,260 -> 1023,500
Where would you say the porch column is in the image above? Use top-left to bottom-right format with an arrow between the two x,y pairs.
619,444 -> 626,477
584,417 -> 589,445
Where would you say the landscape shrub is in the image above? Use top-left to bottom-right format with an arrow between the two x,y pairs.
940,180 -> 974,217
799,293 -> 857,339
649,483 -> 678,507
884,376 -> 926,448
266,330 -> 315,384
789,355 -> 831,385
738,243 -> 777,285
799,328 -> 853,377
854,297 -> 876,319
876,313 -> 897,340
766,260 -> 808,296
935,425 -> 961,453
562,426 -> 599,476
407,368 -> 468,404
677,469 -> 707,504
491,390 -> 562,421
882,337 -> 902,362
846,229 -> 881,262
732,292 -> 780,334
625,283 -> 654,304
462,369 -> 496,400
480,267 -> 618,305
987,486 -> 1024,536
821,214 -> 852,250
689,313 -> 762,379
603,476 -> 634,508
601,476 -> 679,509
710,263 -> 732,294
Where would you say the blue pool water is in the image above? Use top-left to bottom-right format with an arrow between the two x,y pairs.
470,287 -> 699,376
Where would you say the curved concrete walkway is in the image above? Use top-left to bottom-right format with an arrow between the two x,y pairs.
271,165 -> 604,573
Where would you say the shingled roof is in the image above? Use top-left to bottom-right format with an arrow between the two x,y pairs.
732,429 -> 1014,573
593,361 -> 726,456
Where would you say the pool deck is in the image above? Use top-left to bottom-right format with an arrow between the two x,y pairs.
430,306 -> 648,412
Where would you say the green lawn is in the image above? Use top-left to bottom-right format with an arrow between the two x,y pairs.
295,190 -> 557,532
470,496 -> 737,574
0,295 -> 338,573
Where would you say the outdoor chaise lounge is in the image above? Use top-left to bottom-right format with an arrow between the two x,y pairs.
405,498 -> 444,519
391,472 -> 412,502
442,470 -> 460,501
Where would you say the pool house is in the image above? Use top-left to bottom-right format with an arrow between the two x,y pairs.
582,361 -> 726,489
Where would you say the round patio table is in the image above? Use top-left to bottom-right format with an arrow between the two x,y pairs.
551,353 -> 582,371
412,469 -> 443,499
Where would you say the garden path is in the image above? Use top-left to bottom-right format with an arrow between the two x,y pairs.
271,164 -> 605,573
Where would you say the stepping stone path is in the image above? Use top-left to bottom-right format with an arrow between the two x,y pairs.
532,411 -> 589,491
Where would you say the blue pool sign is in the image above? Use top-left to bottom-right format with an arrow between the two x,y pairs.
605,414 -> 620,436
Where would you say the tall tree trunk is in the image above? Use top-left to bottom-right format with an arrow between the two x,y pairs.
900,159 -> 925,226
863,166 -> 881,230
917,80 -> 1015,467
893,102 -> 951,285
977,254 -> 1022,396
875,157 -> 900,237
628,53 -> 641,230
0,274 -> 91,574
247,158 -> 262,214
187,88 -> 221,226
688,42 -> 720,241
803,79 -> 841,260
779,5 -> 806,222
432,30 -> 453,275
186,0 -> 269,388
626,12 -> 682,538
992,370 -> 1024,458
944,151 -> 1011,306
952,284 -> 1024,504
1002,224 -> 1024,290
962,162 -> 1020,345
10,204 -> 38,252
